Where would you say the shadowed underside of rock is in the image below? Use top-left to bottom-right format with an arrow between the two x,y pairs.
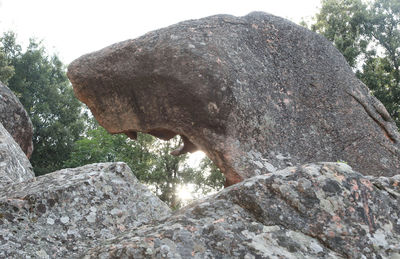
0,162 -> 171,258
83,163 -> 400,258
67,12 -> 400,186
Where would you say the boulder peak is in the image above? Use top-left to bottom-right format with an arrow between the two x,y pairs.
68,12 -> 400,186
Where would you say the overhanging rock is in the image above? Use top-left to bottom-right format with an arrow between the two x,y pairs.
0,162 -> 171,258
68,12 -> 400,186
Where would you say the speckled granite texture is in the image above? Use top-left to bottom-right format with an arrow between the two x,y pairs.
83,163 -> 400,258
2,11 -> 400,259
0,122 -> 34,189
1,160 -> 399,258
68,12 -> 400,186
0,162 -> 171,258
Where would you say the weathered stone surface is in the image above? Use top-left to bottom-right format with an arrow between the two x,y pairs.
0,122 -> 34,189
83,163 -> 400,258
68,12 -> 400,186
0,162 -> 171,258
0,81 -> 33,158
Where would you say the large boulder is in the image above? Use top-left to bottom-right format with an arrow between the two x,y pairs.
68,12 -> 400,186
83,163 -> 400,258
0,81 -> 33,158
0,162 -> 171,258
1,158 -> 399,258
0,122 -> 34,189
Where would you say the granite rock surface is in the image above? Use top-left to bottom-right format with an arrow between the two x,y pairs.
0,122 -> 34,189
0,81 -> 33,158
0,162 -> 171,258
68,12 -> 400,186
1,12 -> 398,259
83,163 -> 400,258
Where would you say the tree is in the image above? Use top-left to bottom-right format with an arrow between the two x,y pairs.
148,137 -> 191,209
0,32 -> 86,175
311,0 -> 400,127
65,125 -> 224,208
361,0 -> 400,125
311,0 -> 369,67
63,125 -> 155,174
0,49 -> 14,83
192,157 -> 225,194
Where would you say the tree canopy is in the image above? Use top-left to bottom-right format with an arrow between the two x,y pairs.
0,49 -> 14,83
0,32 -> 86,175
64,125 -> 225,208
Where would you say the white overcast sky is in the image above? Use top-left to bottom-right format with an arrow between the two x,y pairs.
0,0 -> 321,64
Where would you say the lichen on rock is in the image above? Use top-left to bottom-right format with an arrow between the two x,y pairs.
82,163 -> 400,258
68,12 -> 400,186
0,122 -> 34,189
0,162 -> 171,258
1,11 -> 400,259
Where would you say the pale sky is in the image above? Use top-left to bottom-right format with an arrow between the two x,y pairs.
0,0 -> 321,64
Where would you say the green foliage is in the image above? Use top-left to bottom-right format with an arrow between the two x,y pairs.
148,137 -> 191,209
0,33 -> 15,83
0,50 -> 14,83
312,0 -> 369,67
65,126 -> 224,208
0,32 -> 86,175
192,157 -> 225,194
63,126 -> 154,172
0,31 -> 223,207
363,0 -> 400,126
311,0 -> 400,127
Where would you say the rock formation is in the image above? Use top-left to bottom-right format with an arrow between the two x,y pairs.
0,162 -> 171,258
0,80 -> 171,258
0,122 -> 34,189
1,12 -> 399,258
0,81 -> 33,158
83,163 -> 400,258
68,12 -> 400,186
1,157 -> 399,257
